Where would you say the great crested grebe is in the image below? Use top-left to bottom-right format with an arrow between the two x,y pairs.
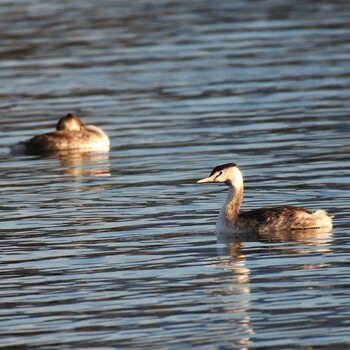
197,163 -> 333,234
10,113 -> 110,155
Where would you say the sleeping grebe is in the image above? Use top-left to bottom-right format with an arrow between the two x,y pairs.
197,163 -> 333,234
10,113 -> 110,155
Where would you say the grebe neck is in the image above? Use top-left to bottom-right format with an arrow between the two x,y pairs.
224,182 -> 244,222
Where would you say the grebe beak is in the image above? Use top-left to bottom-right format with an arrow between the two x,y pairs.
197,174 -> 216,183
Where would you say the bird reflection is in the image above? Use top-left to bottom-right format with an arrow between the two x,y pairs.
207,227 -> 333,348
218,227 -> 333,244
216,227 -> 333,280
56,150 -> 111,177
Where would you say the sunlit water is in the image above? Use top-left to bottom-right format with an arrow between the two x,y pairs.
0,0 -> 350,349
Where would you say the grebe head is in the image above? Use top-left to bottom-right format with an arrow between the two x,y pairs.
197,163 -> 243,188
56,113 -> 85,131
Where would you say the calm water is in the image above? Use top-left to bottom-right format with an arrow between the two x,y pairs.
1,0 -> 350,349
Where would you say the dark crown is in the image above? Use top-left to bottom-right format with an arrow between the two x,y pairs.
210,163 -> 237,176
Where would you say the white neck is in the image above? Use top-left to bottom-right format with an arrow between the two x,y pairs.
226,167 -> 244,190
217,168 -> 244,229
225,182 -> 243,218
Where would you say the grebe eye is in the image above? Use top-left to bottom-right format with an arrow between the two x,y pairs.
214,172 -> 222,180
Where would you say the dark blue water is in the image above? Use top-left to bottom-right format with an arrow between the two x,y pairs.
0,0 -> 350,348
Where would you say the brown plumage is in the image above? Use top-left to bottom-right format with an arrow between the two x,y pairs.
197,163 -> 333,236
11,113 -> 110,155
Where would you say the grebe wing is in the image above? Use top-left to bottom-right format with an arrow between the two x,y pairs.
24,132 -> 62,154
24,131 -> 84,154
240,206 -> 312,222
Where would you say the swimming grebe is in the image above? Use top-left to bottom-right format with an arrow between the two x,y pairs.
197,163 -> 333,234
10,113 -> 110,155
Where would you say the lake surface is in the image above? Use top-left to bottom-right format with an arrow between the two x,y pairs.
0,0 -> 350,349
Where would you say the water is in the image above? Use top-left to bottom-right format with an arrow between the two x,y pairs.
0,0 -> 350,348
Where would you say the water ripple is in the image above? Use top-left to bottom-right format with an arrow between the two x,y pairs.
0,0 -> 350,349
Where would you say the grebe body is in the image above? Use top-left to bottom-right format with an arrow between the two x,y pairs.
11,113 -> 110,155
197,163 -> 333,235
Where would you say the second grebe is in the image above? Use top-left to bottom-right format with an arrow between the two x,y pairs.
197,163 -> 333,235
10,113 -> 110,155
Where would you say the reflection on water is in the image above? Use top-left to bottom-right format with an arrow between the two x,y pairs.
210,230 -> 334,348
56,151 -> 111,177
217,227 -> 334,244
0,0 -> 350,349
11,150 -> 111,177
